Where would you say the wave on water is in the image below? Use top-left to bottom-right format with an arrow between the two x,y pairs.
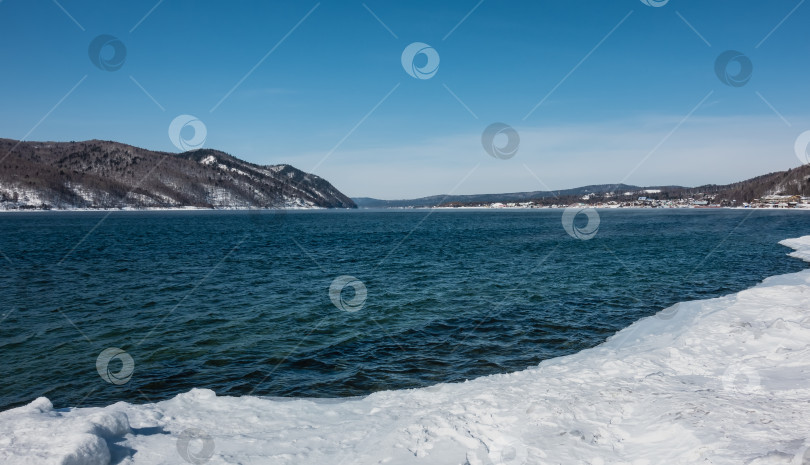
3,236 -> 810,465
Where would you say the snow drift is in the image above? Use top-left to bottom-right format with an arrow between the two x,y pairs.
3,236 -> 810,464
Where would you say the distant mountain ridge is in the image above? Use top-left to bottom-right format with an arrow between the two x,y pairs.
354,184 -> 682,208
354,165 -> 810,208
0,139 -> 356,210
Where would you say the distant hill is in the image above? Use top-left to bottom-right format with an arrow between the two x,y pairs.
354,166 -> 810,208
0,139 -> 356,210
353,184 -> 684,208
673,165 -> 810,202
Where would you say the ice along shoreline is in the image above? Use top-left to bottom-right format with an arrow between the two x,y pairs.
1,236 -> 810,464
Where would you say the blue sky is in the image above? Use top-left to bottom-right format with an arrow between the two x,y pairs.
1,0 -> 808,198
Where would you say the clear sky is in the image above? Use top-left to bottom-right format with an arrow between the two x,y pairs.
1,0 -> 808,199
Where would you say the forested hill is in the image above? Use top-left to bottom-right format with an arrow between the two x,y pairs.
673,164 -> 810,201
355,165 -> 810,208
0,139 -> 356,210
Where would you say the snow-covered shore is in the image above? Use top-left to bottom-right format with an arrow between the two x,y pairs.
0,205 -> 324,213
3,237 -> 810,465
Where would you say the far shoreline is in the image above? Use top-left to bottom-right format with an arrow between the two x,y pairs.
2,206 -> 810,213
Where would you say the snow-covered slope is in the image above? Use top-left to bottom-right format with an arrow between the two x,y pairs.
3,237 -> 810,465
0,139 -> 356,210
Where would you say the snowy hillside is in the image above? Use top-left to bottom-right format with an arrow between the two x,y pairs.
0,139 -> 356,210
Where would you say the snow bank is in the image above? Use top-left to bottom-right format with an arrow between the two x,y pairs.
781,236 -> 810,264
0,397 -> 130,465
3,236 -> 810,464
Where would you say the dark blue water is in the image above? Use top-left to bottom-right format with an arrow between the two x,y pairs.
1,209 -> 808,410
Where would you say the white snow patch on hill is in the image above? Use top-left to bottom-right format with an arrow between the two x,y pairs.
2,237 -> 810,464
199,155 -> 217,166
